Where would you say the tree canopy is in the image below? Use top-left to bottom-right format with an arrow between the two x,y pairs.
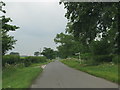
34,52 -> 40,56
63,2 -> 119,47
41,47 -> 57,59
60,2 -> 119,54
54,33 -> 89,58
0,2 -> 19,55
53,2 -> 119,63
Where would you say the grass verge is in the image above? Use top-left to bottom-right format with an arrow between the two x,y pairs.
2,63 -> 45,88
61,59 -> 119,84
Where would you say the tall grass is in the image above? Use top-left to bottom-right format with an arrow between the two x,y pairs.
2,64 -> 43,88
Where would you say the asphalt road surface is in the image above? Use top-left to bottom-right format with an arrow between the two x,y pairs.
31,60 -> 118,88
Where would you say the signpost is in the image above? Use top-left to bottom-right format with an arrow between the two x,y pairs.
75,52 -> 81,64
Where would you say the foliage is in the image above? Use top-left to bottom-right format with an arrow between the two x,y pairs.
57,2 -> 119,64
23,56 -> 47,67
41,47 -> 56,59
83,59 -> 100,66
89,39 -> 113,62
34,52 -> 39,56
80,53 -> 92,60
26,56 -> 47,63
2,31 -> 17,55
0,1 -> 6,13
0,2 -> 19,55
2,55 -> 47,67
2,55 -> 20,67
2,56 -> 49,88
10,52 -> 19,56
61,2 -> 118,48
112,55 -> 120,64
54,33 -> 88,58
92,55 -> 112,62
23,58 -> 31,67
2,65 -> 43,88
90,39 -> 111,55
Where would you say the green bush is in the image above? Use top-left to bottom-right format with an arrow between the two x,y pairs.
93,55 -> 112,62
80,53 -> 92,60
112,55 -> 120,64
24,60 -> 31,67
83,59 -> 100,66
71,55 -> 79,59
23,56 -> 47,67
2,55 -> 20,67
90,40 -> 111,55
2,55 -> 47,67
28,56 -> 47,63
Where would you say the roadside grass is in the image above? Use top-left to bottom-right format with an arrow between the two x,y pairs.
2,62 -> 47,88
61,59 -> 119,84
30,62 -> 48,67
0,71 -> 1,90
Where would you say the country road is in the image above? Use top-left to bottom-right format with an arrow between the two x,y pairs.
31,60 -> 118,88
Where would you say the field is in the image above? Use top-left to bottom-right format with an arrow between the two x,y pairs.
61,59 -> 119,84
2,63 -> 46,88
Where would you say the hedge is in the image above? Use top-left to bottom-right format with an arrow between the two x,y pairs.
80,53 -> 92,60
2,55 -> 47,67
112,55 -> 120,64
92,55 -> 112,62
2,55 -> 20,67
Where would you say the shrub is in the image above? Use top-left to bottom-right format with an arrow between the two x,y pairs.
90,40 -> 111,55
84,59 -> 100,66
80,53 -> 92,60
93,55 -> 112,62
24,60 -> 31,67
29,56 -> 47,63
71,55 -> 79,59
38,56 -> 47,63
112,55 -> 120,64
23,56 -> 47,67
2,55 -> 20,67
2,55 -> 48,67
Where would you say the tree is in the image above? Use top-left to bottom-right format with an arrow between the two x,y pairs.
90,39 -> 111,55
60,2 -> 119,54
34,51 -> 39,56
54,33 -> 87,58
41,47 -> 56,59
0,2 -> 19,55
10,52 -> 20,56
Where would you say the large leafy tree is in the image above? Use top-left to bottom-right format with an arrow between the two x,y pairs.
0,2 -> 19,55
41,47 -> 56,59
54,33 -> 88,58
61,2 -> 119,54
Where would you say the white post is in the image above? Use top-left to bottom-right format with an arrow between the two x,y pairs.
79,52 -> 81,64
75,52 -> 81,64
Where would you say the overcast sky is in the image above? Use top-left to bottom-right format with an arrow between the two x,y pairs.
3,1 -> 67,56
